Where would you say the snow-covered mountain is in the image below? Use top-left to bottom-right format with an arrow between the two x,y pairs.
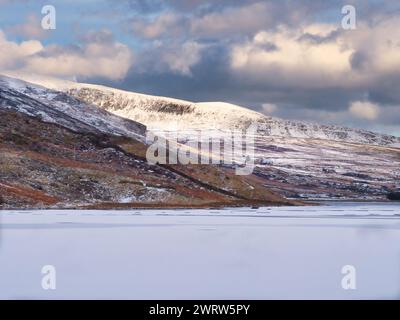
5,72 -> 399,147
0,75 -> 146,140
1,73 -> 399,202
1,74 -> 289,209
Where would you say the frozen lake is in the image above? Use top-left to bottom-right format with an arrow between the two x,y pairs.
1,203 -> 400,299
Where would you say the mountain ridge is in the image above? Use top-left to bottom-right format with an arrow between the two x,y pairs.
3,72 -> 398,147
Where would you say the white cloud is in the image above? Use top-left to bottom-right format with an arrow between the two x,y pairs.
342,15 -> 400,74
191,2 -> 277,38
25,42 -> 133,80
229,16 -> 400,89
141,40 -> 204,76
230,25 -> 354,88
131,12 -> 185,39
0,29 -> 134,80
129,2 -> 282,40
349,101 -> 380,120
7,14 -> 46,39
0,30 -> 43,70
162,41 -> 203,75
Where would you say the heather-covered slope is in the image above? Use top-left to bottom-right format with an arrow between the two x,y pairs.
0,77 -> 292,209
1,74 -> 399,202
0,109 -> 292,208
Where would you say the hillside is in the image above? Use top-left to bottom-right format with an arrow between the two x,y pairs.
7,73 -> 398,146
0,75 -> 293,208
1,73 -> 400,202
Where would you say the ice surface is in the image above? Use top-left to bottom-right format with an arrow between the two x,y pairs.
1,203 -> 400,299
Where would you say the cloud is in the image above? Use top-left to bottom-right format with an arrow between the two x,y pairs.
0,29 -> 134,80
121,0 -> 344,15
1,0 -> 399,134
6,14 -> 46,39
229,25 -> 354,88
121,0 -> 260,13
190,2 -> 280,39
137,40 -> 205,76
261,103 -> 277,115
229,15 -> 400,90
349,101 -> 380,120
0,30 -> 43,70
345,16 -> 400,75
78,29 -> 115,43
127,1 -> 312,41
130,12 -> 187,39
160,41 -> 204,75
100,1 -> 400,134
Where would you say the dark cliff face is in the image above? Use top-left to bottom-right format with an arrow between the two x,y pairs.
67,87 -> 196,115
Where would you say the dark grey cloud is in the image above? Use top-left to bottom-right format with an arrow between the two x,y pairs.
368,73 -> 400,106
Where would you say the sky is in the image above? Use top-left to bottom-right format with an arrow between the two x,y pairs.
0,0 -> 399,135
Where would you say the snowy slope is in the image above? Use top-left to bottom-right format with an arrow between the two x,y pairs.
0,75 -> 146,140
72,87 -> 400,145
2,72 -> 400,146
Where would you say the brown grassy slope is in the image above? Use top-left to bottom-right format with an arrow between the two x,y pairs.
117,140 -> 295,205
0,110 -> 296,208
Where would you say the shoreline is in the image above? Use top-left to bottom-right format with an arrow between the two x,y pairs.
0,199 -> 305,211
2,199 -> 398,211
